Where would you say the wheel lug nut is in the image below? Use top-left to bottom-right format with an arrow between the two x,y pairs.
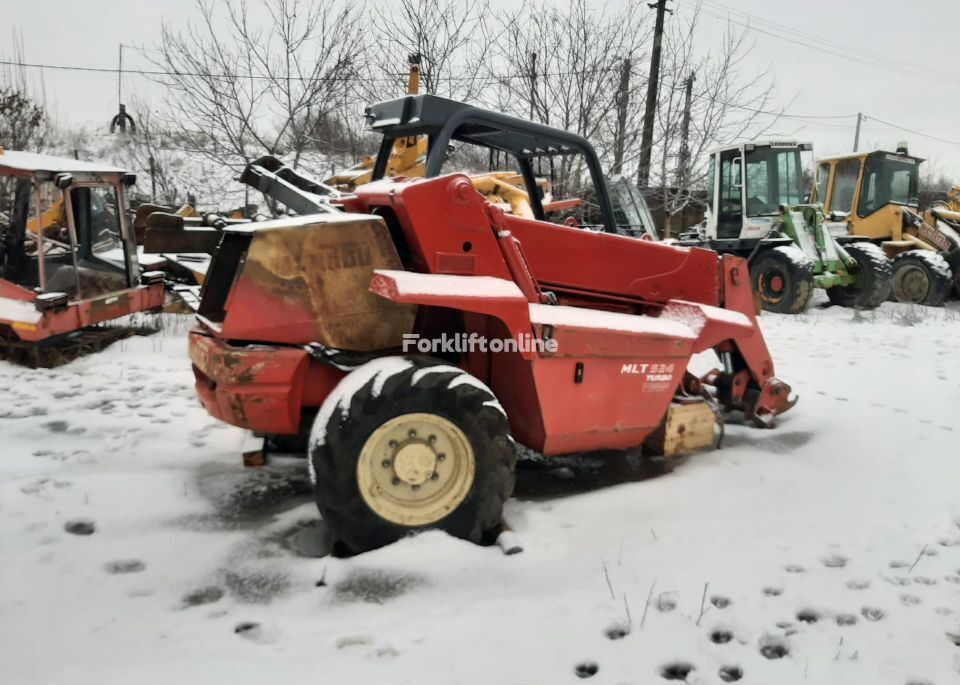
392,477 -> 400,486
381,459 -> 391,468
428,434 -> 437,443
408,429 -> 417,438
430,472 -> 439,481
437,453 -> 446,461
412,484 -> 420,491
388,440 -> 398,448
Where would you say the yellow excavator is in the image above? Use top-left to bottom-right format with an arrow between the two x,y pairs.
26,196 -> 66,237
816,146 -> 960,304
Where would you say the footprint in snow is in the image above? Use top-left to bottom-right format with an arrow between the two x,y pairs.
785,564 -> 806,574
718,665 -> 743,682
796,609 -> 821,624
234,621 -> 273,643
710,628 -> 734,644
64,519 -> 96,536
574,662 -> 599,679
659,662 -> 694,680
336,635 -> 374,649
656,594 -> 677,612
913,576 -> 937,586
604,623 -> 630,640
846,579 -> 871,590
763,587 -> 783,597
710,595 -> 731,609
836,613 -> 858,626
182,586 -> 225,607
759,636 -> 789,660
821,554 -> 848,568
104,559 -> 146,574
890,560 -> 910,569
861,606 -> 887,622
900,594 -> 922,606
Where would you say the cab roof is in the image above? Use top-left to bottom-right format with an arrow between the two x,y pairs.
710,140 -> 814,154
364,93 -> 589,158
0,150 -> 127,178
817,149 -> 924,164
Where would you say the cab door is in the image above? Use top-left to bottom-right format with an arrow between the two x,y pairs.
716,149 -> 744,239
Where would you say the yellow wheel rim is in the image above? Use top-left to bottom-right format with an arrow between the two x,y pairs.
356,413 -> 475,527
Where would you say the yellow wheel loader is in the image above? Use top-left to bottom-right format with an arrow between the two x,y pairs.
816,147 -> 959,304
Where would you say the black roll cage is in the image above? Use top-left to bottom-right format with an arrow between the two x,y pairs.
364,94 -> 618,233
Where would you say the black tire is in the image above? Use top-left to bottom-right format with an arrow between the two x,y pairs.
308,356 -> 516,554
890,250 -> 952,306
826,242 -> 892,309
750,245 -> 814,314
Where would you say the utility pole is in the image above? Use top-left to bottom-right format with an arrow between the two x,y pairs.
149,155 -> 157,203
612,58 -> 632,176
853,112 -> 863,152
117,43 -> 123,110
637,0 -> 671,188
677,73 -> 695,190
529,52 -> 538,121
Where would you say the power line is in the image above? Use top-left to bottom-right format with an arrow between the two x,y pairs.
0,57 -> 626,85
5,57 -> 959,148
697,0 -> 960,84
0,56 -> 858,120
865,115 -> 960,147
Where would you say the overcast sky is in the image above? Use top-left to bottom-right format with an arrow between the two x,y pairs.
4,0 -> 959,180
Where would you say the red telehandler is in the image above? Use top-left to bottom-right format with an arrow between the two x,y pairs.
187,95 -> 796,553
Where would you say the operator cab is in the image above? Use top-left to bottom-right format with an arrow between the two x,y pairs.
0,151 -> 140,300
696,140 -> 814,244
364,94 -> 658,239
816,148 -> 921,218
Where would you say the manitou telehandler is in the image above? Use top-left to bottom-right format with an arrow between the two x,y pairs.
188,95 -> 796,553
677,141 -> 892,314
815,147 -> 960,305
0,150 -> 165,366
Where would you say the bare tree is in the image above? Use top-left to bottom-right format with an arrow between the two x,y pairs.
0,32 -> 50,151
919,156 -> 955,194
650,3 -> 782,235
152,0 -> 366,172
367,0 -> 494,102
0,87 -> 47,151
490,0 -> 652,196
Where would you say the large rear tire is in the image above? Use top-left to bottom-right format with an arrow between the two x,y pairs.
750,245 -> 815,314
890,250 -> 952,306
308,357 -> 516,554
826,242 -> 892,309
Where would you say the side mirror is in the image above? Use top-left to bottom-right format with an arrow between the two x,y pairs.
122,172 -> 137,187
54,173 -> 74,189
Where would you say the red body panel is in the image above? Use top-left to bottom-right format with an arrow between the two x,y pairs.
0,283 -> 166,342
190,329 -> 344,434
191,173 -> 794,444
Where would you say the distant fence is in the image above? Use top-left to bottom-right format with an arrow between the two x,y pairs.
641,188 -> 708,239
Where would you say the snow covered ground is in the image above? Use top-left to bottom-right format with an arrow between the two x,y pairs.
1,300 -> 959,685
